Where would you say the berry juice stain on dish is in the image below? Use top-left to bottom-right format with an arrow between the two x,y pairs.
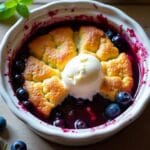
10,20 -> 139,129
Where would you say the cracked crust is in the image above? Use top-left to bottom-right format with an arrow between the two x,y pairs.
79,26 -> 119,61
100,53 -> 133,100
24,76 -> 68,117
23,56 -> 60,82
29,27 -> 77,70
79,26 -> 104,52
96,37 -> 119,61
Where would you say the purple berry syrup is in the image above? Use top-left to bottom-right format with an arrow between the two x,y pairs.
10,20 -> 140,129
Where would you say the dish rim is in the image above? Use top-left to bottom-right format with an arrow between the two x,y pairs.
0,0 -> 150,141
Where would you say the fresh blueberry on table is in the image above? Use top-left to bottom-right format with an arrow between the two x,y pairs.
104,103 -> 121,119
116,91 -> 132,107
74,119 -> 88,129
16,87 -> 29,101
0,116 -> 7,131
11,140 -> 27,150
15,60 -> 25,72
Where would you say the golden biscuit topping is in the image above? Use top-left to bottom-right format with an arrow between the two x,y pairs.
29,27 -> 77,70
96,38 -> 119,61
24,76 -> 68,117
100,53 -> 133,100
24,56 -> 60,82
23,26 -> 133,117
79,26 -> 104,52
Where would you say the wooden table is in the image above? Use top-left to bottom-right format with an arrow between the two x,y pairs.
0,1 -> 150,149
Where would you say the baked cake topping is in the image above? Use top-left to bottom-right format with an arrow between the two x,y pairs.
100,53 -> 133,100
11,23 -> 137,129
29,27 -> 77,70
24,56 -> 60,82
24,76 -> 68,117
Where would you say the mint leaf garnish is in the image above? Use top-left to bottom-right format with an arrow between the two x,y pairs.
5,0 -> 17,9
20,0 -> 33,5
0,3 -> 16,21
16,3 -> 29,18
0,0 -> 33,21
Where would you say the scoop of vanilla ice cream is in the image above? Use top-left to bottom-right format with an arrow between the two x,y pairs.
62,54 -> 103,100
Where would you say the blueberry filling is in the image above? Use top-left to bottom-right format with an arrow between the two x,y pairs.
116,92 -> 133,108
53,119 -> 66,128
104,103 -> 121,119
13,74 -> 24,85
105,29 -> 129,50
111,34 -> 128,50
16,87 -> 29,101
22,101 -> 33,111
74,119 -> 88,129
105,29 -> 115,39
10,21 -> 139,129
15,60 -> 25,73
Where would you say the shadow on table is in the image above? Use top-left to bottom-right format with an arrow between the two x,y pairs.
0,127 -> 10,140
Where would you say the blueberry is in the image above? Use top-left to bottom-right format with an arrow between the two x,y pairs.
14,74 -> 24,85
74,119 -> 88,129
22,101 -> 33,110
116,92 -> 132,107
68,110 -> 75,117
16,88 -> 29,101
15,60 -> 25,72
67,110 -> 76,120
19,51 -> 29,60
54,111 -> 63,120
104,103 -> 121,119
0,116 -> 7,131
75,99 -> 85,106
11,140 -> 27,150
56,112 -> 62,117
111,34 -> 127,50
105,29 -> 115,39
53,119 -> 65,128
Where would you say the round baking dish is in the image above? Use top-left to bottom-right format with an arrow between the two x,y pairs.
0,0 -> 150,145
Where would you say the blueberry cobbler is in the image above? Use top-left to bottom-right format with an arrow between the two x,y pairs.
10,21 -> 139,129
